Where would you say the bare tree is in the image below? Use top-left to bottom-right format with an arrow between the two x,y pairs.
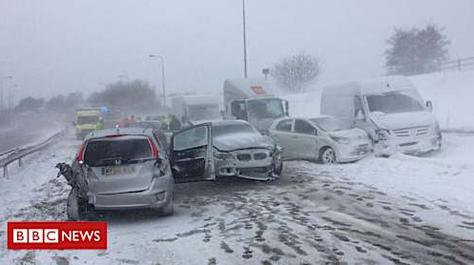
271,53 -> 321,93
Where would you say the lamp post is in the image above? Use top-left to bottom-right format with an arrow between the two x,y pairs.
148,54 -> 166,106
242,0 -> 248,78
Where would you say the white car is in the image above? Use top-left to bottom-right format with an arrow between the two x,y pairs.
269,116 -> 372,163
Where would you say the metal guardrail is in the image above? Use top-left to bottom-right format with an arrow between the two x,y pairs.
0,148 -> 19,158
0,131 -> 64,178
440,56 -> 474,72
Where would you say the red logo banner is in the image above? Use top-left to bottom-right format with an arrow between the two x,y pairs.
7,221 -> 107,250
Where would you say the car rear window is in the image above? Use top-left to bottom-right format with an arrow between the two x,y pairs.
84,137 -> 152,166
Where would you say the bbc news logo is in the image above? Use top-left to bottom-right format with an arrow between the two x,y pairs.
7,221 -> 107,249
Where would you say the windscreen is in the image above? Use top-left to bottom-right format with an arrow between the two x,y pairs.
84,137 -> 152,166
365,90 -> 425,114
77,115 -> 99,124
310,117 -> 353,132
247,98 -> 284,120
212,123 -> 258,138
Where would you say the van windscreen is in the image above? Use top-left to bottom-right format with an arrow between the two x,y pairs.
84,137 -> 152,166
365,90 -> 424,114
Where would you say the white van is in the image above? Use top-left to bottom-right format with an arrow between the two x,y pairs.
320,76 -> 442,155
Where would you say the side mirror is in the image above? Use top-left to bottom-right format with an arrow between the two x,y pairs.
313,128 -> 318,135
426,100 -> 433,112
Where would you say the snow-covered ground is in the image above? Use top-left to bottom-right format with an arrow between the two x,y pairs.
0,111 -> 65,153
1,132 -> 474,264
412,70 -> 474,131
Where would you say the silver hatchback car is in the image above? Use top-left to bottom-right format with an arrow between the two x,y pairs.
269,116 -> 372,163
58,127 -> 174,220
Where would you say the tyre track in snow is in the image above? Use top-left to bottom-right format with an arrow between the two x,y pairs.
161,165 -> 474,265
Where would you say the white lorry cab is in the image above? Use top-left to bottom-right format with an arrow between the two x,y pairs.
223,78 -> 289,133
320,76 -> 442,155
170,95 -> 222,126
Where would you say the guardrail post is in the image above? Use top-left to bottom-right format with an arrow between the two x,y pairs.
3,165 -> 8,178
457,59 -> 462,71
18,158 -> 23,168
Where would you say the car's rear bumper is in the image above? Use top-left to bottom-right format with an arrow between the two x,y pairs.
88,175 -> 173,210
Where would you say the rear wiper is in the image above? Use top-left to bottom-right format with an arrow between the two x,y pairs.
95,157 -> 129,166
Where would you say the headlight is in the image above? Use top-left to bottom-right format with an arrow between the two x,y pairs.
214,151 -> 234,160
376,129 -> 391,141
331,136 -> 351,144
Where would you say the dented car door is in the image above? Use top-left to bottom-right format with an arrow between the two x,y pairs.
170,123 -> 215,182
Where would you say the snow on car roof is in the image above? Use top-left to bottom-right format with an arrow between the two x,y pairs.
192,119 -> 251,127
322,75 -> 415,95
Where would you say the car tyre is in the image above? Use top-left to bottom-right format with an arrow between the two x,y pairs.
273,155 -> 283,176
320,147 -> 336,164
67,189 -> 86,220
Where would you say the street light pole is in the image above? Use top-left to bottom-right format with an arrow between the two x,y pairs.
148,54 -> 166,107
242,0 -> 248,78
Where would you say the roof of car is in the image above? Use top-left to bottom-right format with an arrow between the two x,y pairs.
85,127 -> 155,140
210,120 -> 251,127
322,75 -> 415,96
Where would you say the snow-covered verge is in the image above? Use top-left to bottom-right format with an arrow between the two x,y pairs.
283,70 -> 474,131
411,70 -> 474,131
0,111 -> 66,153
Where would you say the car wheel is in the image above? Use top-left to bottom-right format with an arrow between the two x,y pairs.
273,152 -> 283,176
320,147 -> 336,164
157,192 -> 174,217
67,189 -> 83,220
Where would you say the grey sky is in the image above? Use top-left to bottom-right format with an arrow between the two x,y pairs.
1,0 -> 473,101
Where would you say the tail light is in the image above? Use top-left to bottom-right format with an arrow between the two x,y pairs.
147,138 -> 160,159
76,142 -> 87,164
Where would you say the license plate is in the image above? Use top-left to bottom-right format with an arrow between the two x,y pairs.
103,166 -> 136,176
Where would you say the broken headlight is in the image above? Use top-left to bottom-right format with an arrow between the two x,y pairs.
214,151 -> 234,160
331,136 -> 351,144
376,129 -> 391,141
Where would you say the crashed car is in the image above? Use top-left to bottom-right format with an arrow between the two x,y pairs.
269,116 -> 372,164
170,120 -> 283,181
57,127 -> 174,220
